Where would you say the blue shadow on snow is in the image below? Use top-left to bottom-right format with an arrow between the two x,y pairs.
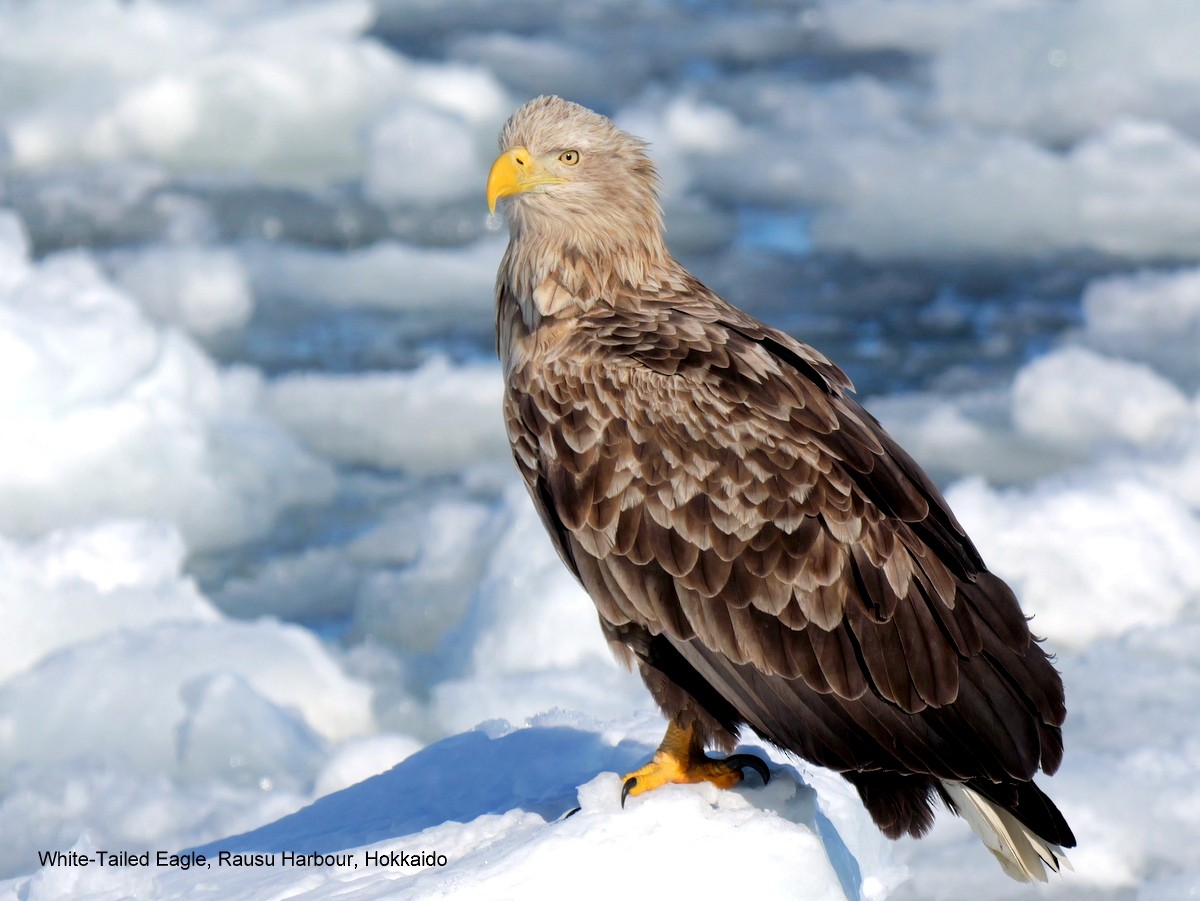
192,726 -> 651,855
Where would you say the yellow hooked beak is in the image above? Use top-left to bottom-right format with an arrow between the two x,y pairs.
486,147 -> 568,213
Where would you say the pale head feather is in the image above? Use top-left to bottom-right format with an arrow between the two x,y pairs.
496,95 -> 668,270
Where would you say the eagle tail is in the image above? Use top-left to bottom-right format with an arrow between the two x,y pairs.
939,780 -> 1072,882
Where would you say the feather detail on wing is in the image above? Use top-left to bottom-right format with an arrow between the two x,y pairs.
503,291 -> 1064,782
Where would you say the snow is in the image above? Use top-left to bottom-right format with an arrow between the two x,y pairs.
0,521 -> 217,684
948,476 -> 1200,647
1081,265 -> 1200,387
177,722 -> 893,901
0,224 -> 335,550
363,105 -> 489,208
264,357 -> 507,474
0,0 -> 510,189
106,244 -> 254,338
2,1 -> 1200,899
241,238 -> 502,313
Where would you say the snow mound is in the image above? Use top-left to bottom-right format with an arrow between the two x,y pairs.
265,357 -> 506,474
948,476 -> 1200,647
242,238 -> 502,313
106,244 -> 254,338
1011,346 -> 1190,454
0,220 -> 335,550
0,0 -> 510,190
165,722 -> 895,901
0,619 -> 373,780
0,520 -> 217,684
1082,265 -> 1200,386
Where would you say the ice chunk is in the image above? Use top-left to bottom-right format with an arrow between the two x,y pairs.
0,0 -> 509,188
948,476 -> 1200,646
106,244 -> 254,337
1012,346 -> 1190,453
0,244 -> 334,550
242,238 -> 501,312
349,499 -> 500,652
212,545 -> 365,622
931,1 -> 1200,144
392,758 -> 855,901
265,357 -> 506,474
871,388 -> 1072,485
617,94 -> 750,199
0,521 -> 217,683
811,118 -> 1200,259
0,619 -> 373,779
817,0 -> 1007,54
176,672 -> 326,791
0,210 -> 32,292
1082,265 -> 1200,386
450,483 -> 615,679
363,105 -> 486,207
452,32 -> 647,109
0,759 -> 310,882
430,661 -> 646,737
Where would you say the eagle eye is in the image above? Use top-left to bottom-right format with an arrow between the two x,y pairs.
559,149 -> 580,165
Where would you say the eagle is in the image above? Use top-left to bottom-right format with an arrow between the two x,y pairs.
486,95 -> 1075,882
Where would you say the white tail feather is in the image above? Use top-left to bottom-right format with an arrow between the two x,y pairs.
940,781 -> 1071,883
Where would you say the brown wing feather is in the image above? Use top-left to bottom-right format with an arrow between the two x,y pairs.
503,289 -> 1064,784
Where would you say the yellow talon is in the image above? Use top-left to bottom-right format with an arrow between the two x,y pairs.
621,721 -> 770,806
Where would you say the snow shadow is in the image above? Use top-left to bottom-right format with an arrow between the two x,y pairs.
192,725 -> 652,855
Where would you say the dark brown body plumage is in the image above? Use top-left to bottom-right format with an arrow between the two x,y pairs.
491,95 -> 1074,873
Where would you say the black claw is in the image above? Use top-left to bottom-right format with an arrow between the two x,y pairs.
728,753 -> 771,786
620,776 -> 637,808
558,806 -> 581,821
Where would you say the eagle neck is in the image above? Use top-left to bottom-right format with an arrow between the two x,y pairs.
501,219 -> 673,328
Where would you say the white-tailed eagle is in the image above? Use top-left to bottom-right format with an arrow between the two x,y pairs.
486,95 -> 1075,882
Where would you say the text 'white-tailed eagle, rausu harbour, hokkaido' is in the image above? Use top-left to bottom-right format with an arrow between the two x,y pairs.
487,94 -> 1076,883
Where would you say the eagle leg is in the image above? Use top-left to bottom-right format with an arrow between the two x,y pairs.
620,720 -> 770,807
